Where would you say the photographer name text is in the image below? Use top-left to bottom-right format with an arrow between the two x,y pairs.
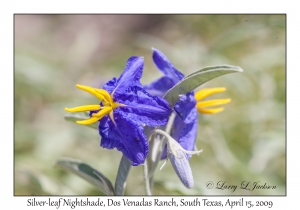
206,181 -> 276,192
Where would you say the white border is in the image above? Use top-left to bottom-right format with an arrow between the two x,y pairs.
2,1 -> 295,209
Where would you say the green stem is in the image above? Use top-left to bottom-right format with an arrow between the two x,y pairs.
145,111 -> 177,195
165,111 -> 176,134
143,160 -> 152,195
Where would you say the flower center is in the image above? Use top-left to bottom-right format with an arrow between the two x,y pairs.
64,84 -> 125,125
194,87 -> 231,114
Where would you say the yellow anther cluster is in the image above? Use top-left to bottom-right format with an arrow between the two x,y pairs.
64,84 -> 125,125
195,87 -> 231,114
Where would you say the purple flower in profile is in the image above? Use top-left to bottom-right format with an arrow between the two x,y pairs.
65,56 -> 172,166
145,49 -> 231,188
145,48 -> 232,159
145,48 -> 198,159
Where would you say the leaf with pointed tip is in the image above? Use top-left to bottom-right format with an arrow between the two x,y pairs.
92,171 -> 115,195
114,155 -> 131,195
55,158 -> 114,195
164,65 -> 243,107
64,112 -> 98,130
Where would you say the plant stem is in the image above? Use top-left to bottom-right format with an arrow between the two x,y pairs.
143,160 -> 152,195
144,111 -> 177,195
165,111 -> 176,134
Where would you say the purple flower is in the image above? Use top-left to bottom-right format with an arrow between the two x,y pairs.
145,48 -> 198,159
65,56 -> 172,166
145,49 -> 232,159
145,49 -> 233,188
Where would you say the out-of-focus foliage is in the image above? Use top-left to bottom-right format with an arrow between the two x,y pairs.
14,14 -> 285,195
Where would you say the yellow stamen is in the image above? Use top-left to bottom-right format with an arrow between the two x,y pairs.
91,107 -> 112,117
194,87 -> 230,115
196,98 -> 231,108
197,107 -> 224,114
64,105 -> 101,112
76,116 -> 101,125
195,87 -> 226,101
109,111 -> 116,125
76,84 -> 107,102
112,102 -> 126,109
65,84 -> 126,125
95,88 -> 113,105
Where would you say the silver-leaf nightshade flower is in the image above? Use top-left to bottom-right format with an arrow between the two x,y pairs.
145,48 -> 231,187
65,56 -> 172,166
145,48 -> 231,159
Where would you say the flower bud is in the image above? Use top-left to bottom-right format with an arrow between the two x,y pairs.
169,150 -> 194,188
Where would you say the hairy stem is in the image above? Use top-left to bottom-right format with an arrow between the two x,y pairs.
165,111 -> 176,134
145,111 -> 177,195
143,160 -> 152,195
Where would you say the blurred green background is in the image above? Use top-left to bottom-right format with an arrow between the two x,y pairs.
14,14 -> 285,195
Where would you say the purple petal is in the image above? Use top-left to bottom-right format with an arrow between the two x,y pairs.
111,56 -> 144,95
152,48 -> 184,82
174,93 -> 197,124
99,109 -> 148,166
103,77 -> 117,94
113,85 -> 172,127
177,111 -> 198,153
144,76 -> 177,98
174,108 -> 198,159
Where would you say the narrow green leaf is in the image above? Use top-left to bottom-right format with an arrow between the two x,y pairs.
64,112 -> 98,130
92,171 -> 115,195
55,158 -> 115,195
164,65 -> 243,107
115,155 -> 131,195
